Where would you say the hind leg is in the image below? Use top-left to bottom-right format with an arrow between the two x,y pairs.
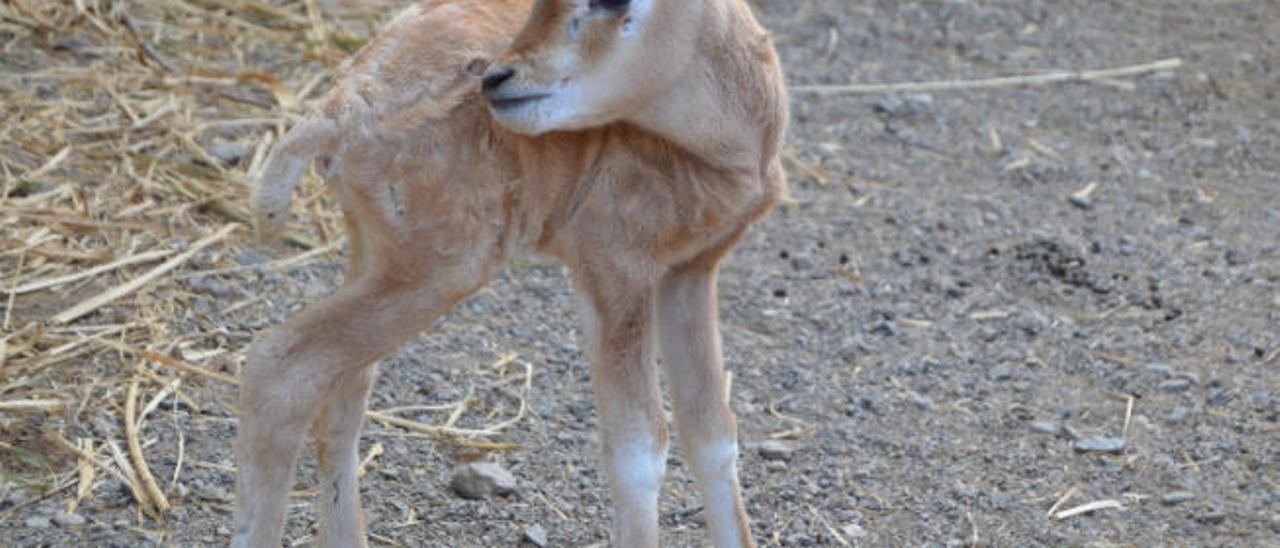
313,217 -> 376,548
314,364 -> 376,548
232,264 -> 486,548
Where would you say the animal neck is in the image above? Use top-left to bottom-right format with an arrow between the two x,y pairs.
488,120 -> 607,253
625,0 -> 779,176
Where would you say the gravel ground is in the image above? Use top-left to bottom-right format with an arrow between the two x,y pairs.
3,0 -> 1278,546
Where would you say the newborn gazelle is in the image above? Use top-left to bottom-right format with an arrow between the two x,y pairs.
233,0 -> 787,546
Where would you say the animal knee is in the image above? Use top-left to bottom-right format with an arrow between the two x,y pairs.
238,329 -> 301,415
605,423 -> 669,493
689,437 -> 739,480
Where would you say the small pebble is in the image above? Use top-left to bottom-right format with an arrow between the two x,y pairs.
872,320 -> 898,337
450,462 -> 518,499
909,392 -> 934,410
53,512 -> 86,527
840,522 -> 869,539
1196,510 -> 1226,525
1073,436 -> 1126,454
1166,406 -> 1192,424
195,484 -> 232,503
753,440 -> 796,462
522,523 -> 549,547
986,363 -> 1016,382
1190,138 -> 1219,150
3,488 -> 28,507
902,93 -> 934,113
1069,194 -> 1093,210
1029,421 -> 1057,434
208,137 -> 251,166
235,249 -> 269,266
1161,491 -> 1196,505
1160,378 -> 1193,393
25,516 -> 52,529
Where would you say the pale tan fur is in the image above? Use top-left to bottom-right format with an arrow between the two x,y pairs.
233,1 -> 786,547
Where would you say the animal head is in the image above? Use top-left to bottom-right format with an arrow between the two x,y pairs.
481,0 -> 703,135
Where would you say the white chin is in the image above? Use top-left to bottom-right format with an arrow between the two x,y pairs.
490,91 -> 597,136
489,109 -> 545,136
488,102 -> 555,136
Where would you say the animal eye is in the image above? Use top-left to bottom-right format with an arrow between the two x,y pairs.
589,0 -> 629,11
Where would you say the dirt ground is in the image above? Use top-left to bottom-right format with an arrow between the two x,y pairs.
2,0 -> 1278,546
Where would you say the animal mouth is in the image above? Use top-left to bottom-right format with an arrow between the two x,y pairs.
487,94 -> 551,111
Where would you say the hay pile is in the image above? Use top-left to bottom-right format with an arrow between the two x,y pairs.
0,0 -> 536,528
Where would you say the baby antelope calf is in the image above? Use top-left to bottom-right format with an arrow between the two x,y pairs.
233,0 -> 787,546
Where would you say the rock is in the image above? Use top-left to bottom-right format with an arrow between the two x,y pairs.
874,92 -> 933,118
1235,126 -> 1252,146
1189,138 -> 1219,150
840,522 -> 869,539
522,523 -> 549,547
1166,406 -> 1192,425
1271,515 -> 1280,535
235,249 -> 269,266
25,516 -> 52,528
752,440 -> 796,462
1161,491 -> 1196,505
871,320 -> 898,337
1196,509 -> 1226,525
790,256 -> 815,271
2,487 -> 28,508
208,137 -> 250,166
986,363 -> 1017,382
53,512 -> 86,527
450,462 -> 518,499
1073,436 -> 1126,454
1160,378 -> 1192,393
1069,194 -> 1093,210
194,484 -> 232,503
186,277 -> 234,297
903,93 -> 934,114
1029,421 -> 1058,434
1207,387 -> 1234,406
1145,363 -> 1172,377
874,93 -> 904,115
909,392 -> 934,410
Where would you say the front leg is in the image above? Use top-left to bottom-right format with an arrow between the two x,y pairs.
573,266 -> 667,548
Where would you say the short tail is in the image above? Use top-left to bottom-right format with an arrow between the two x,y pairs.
250,117 -> 338,243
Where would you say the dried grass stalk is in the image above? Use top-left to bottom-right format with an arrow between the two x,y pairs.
792,58 -> 1183,95
53,224 -> 238,323
125,377 -> 172,515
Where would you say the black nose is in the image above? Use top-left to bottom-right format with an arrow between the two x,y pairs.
482,67 -> 515,94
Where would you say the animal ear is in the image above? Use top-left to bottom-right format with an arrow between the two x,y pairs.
465,58 -> 490,77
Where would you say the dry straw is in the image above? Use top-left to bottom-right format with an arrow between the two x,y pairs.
0,0 -> 533,530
